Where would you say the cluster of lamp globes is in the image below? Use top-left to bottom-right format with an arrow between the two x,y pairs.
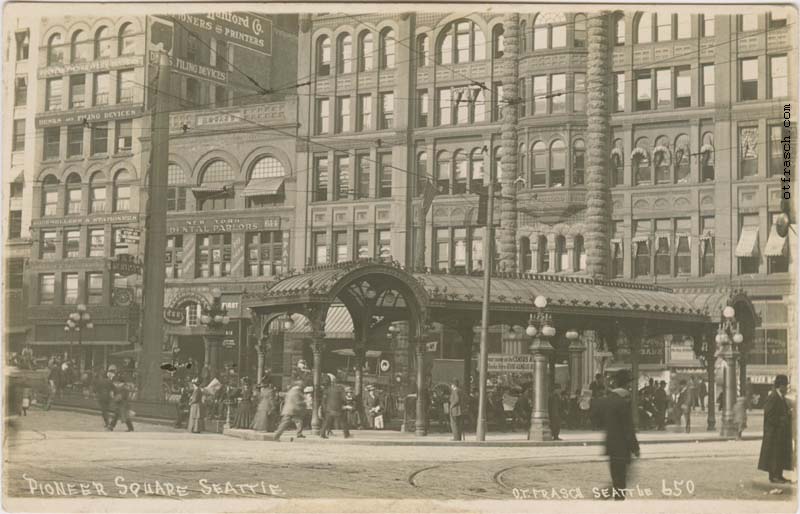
200,288 -> 231,326
716,305 -> 744,345
64,304 -> 93,332
524,295 -> 557,339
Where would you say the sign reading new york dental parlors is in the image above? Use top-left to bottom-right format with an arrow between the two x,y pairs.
173,12 -> 272,55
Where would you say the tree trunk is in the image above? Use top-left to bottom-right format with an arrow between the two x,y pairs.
498,14 -> 519,273
585,12 -> 613,278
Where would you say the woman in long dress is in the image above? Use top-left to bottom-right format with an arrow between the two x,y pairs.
251,384 -> 277,432
233,380 -> 255,429
187,379 -> 205,433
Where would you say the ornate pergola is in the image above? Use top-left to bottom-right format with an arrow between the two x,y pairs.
242,259 -> 755,437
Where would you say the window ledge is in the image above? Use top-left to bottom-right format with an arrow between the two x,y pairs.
65,156 -> 85,162
89,154 -> 109,160
114,151 -> 133,157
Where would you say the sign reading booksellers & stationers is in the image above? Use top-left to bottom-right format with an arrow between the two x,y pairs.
173,12 -> 272,55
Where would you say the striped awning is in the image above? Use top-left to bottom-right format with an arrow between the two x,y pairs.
191,185 -> 231,197
764,225 -> 788,257
735,226 -> 759,257
242,178 -> 284,197
287,304 -> 354,339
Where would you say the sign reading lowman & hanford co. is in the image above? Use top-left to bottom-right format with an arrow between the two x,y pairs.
167,215 -> 281,235
36,105 -> 145,128
173,12 -> 272,55
488,354 -> 536,373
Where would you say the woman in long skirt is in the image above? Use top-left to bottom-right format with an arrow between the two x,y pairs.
188,379 -> 205,433
251,384 -> 277,432
233,380 -> 254,429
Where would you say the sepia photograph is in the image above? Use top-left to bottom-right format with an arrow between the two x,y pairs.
1,2 -> 797,512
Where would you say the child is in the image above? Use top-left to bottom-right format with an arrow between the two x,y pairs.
21,386 -> 32,416
733,396 -> 747,439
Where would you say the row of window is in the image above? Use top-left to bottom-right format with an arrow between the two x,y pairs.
39,170 -> 131,217
623,12 -> 787,45
38,225 -> 130,259
316,28 -> 395,75
45,23 -> 137,66
315,93 -> 393,134
312,230 -> 392,265
39,119 -> 133,160
44,69 -> 135,112
312,153 -> 393,201
37,271 -> 123,305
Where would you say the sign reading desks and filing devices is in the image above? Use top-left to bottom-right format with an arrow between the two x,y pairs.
111,254 -> 143,277
488,354 -> 536,373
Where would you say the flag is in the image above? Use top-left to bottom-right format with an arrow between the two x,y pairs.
421,179 -> 436,216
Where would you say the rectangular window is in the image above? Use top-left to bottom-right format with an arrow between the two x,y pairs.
675,66 -> 691,108
611,238 -> 624,278
770,125 -> 785,176
377,230 -> 391,262
91,123 -> 108,155
313,232 -> 328,265
437,87 -> 452,125
185,78 -> 200,106
378,153 -> 392,198
6,258 -> 24,289
379,92 -> 394,129
738,214 -> 760,274
674,218 -> 691,275
740,58 -> 758,101
654,220 -> 671,276
15,30 -> 29,60
46,78 -> 62,111
41,231 -> 57,259
518,78 -> 526,117
64,230 -> 80,258
63,273 -> 79,304
453,228 -> 467,272
87,273 -> 103,304
43,127 -> 60,160
701,64 -> 715,106
335,96 -> 350,133
89,228 -> 105,257
770,55 -> 788,98
8,210 -> 22,239
90,186 -> 106,213
245,231 -> 283,277
703,15 -> 715,37
14,76 -> 27,106
550,74 -> 566,113
492,82 -> 503,121
334,231 -> 348,263
112,228 -> 129,256
573,73 -> 586,112
67,124 -> 84,157
358,94 -> 371,131
470,227 -> 484,272
93,72 -> 110,106
313,155 -> 328,202
435,228 -> 450,271
117,69 -> 134,103
768,212 -> 790,273
454,87 -> 469,124
334,155 -> 350,200
740,14 -> 758,32
12,119 -> 25,152
700,216 -> 715,276
67,187 -> 81,214
533,75 -> 547,114
39,274 -> 55,305
657,12 -> 672,41
196,233 -> 232,277
43,189 -> 58,217
355,230 -> 369,260
417,90 -> 429,127
636,71 -> 652,111
739,127 -> 759,178
633,220 -> 651,277
355,154 -> 370,199
187,33 -> 200,62
69,75 -> 85,108
214,85 -> 227,107
115,120 -> 132,153
165,235 -> 184,278
656,69 -> 672,108
316,98 -> 329,134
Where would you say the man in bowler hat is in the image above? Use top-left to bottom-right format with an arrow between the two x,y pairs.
758,374 -> 794,483
593,369 -> 640,500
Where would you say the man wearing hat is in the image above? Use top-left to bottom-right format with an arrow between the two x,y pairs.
592,369 -> 640,500
758,374 -> 794,483
365,385 -> 382,429
274,381 -> 306,441
93,367 -> 116,428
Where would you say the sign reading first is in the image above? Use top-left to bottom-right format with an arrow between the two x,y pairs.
173,12 -> 272,55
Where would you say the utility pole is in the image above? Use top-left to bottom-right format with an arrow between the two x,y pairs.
138,49 -> 170,401
476,147 -> 494,441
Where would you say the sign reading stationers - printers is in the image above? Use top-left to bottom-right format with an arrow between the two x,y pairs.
173,12 -> 272,55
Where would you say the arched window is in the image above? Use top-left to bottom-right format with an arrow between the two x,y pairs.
379,28 -> 395,69
537,235 -> 549,272
95,26 -> 112,58
118,22 -> 135,56
416,151 -> 428,194
89,172 -> 106,213
614,13 -> 626,45
316,35 -> 331,76
167,164 -> 188,212
199,160 -> 235,211
550,140 -> 566,186
453,150 -> 468,194
358,31 -> 373,71
574,235 -> 586,271
41,175 -> 60,216
633,137 -> 651,185
519,21 -> 527,52
492,24 -> 504,58
701,132 -> 715,182
533,13 -> 567,49
573,14 -> 587,47
611,139 -> 625,186
555,235 -> 567,271
674,134 -> 691,183
47,33 -> 64,65
636,13 -> 653,43
65,173 -> 82,214
520,237 -> 532,271
247,156 -> 286,207
113,170 -> 131,212
71,30 -> 89,62
572,139 -> 585,185
417,34 -> 430,66
531,141 -> 546,187
337,33 -> 352,74
436,151 -> 451,194
438,20 -> 486,64
533,15 -> 547,49
469,148 -> 484,186
251,156 -> 286,179
653,136 -> 671,184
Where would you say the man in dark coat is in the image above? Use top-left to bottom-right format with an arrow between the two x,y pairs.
549,384 -> 563,441
449,381 -> 463,441
320,380 -> 350,438
593,369 -> 640,500
93,368 -> 116,428
653,380 -> 668,431
758,374 -> 793,483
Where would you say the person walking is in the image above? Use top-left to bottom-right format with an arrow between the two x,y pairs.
251,383 -> 277,432
320,379 -> 351,439
45,361 -> 61,410
449,381 -> 463,441
365,385 -> 382,429
758,375 -> 794,484
592,369 -> 640,501
108,376 -> 134,432
94,367 -> 116,428
654,381 -> 668,431
188,378 -> 206,433
274,381 -> 307,441
549,384 -> 563,441
698,378 -> 708,412
678,379 -> 692,433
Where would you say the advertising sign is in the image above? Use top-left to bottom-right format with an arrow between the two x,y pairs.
35,105 -> 144,128
487,354 -> 536,373
173,12 -> 272,55
111,254 -> 143,277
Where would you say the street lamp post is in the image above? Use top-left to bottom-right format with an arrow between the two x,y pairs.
64,304 -> 94,370
199,288 -> 231,381
717,305 -> 743,437
526,295 -> 556,441
566,330 -> 585,396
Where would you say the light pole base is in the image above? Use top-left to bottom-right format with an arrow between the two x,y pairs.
528,419 -> 552,441
720,422 -> 738,438
415,422 -> 427,436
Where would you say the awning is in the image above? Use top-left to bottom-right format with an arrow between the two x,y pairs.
242,178 -> 284,197
286,304 -> 354,339
735,226 -> 759,257
764,225 -> 788,257
29,340 -> 130,346
331,349 -> 382,358
191,185 -> 231,197
12,171 -> 24,183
